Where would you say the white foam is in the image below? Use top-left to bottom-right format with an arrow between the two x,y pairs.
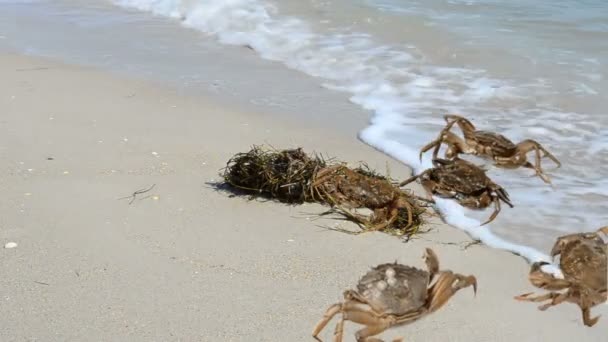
110,0 -> 607,276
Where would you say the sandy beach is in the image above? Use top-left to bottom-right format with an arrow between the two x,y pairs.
0,53 -> 605,341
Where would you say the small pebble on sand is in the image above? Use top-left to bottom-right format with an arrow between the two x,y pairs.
4,242 -> 17,249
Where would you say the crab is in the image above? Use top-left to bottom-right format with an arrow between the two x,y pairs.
311,165 -> 421,233
515,226 -> 608,327
400,158 -> 513,226
312,248 -> 477,341
419,114 -> 561,184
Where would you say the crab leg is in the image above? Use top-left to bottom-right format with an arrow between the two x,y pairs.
514,291 -> 569,311
419,127 -> 468,161
517,140 -> 561,183
480,197 -> 501,226
313,299 -> 381,342
582,307 -> 601,327
313,303 -> 342,341
419,118 -> 460,161
444,114 -> 477,131
525,262 -> 572,290
514,291 -> 557,301
347,312 -> 394,342
533,143 -> 551,184
423,248 -> 440,282
537,293 -> 569,311
399,173 -> 421,187
333,316 -> 344,342
494,187 -> 513,208
419,136 -> 443,161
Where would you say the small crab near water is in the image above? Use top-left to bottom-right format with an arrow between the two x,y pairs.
515,226 -> 608,327
399,158 -> 513,226
312,165 -> 422,234
312,248 -> 476,342
420,114 -> 561,184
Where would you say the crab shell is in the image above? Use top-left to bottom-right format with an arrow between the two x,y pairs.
471,131 -> 518,158
553,231 -> 607,293
314,166 -> 398,209
422,158 -> 498,197
356,263 -> 430,315
336,168 -> 398,209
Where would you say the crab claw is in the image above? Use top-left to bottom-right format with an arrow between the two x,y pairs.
461,275 -> 478,296
550,242 -> 564,259
423,248 -> 440,276
495,187 -> 513,208
584,313 -> 601,327
428,272 -> 477,313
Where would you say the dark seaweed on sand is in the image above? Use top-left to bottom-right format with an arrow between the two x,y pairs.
222,146 -> 326,203
221,145 -> 428,238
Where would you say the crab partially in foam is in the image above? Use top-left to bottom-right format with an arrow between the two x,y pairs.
400,158 -> 513,226
312,248 -> 476,341
420,114 -> 561,184
515,226 -> 608,327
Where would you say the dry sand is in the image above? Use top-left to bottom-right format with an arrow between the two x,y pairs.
0,53 -> 605,341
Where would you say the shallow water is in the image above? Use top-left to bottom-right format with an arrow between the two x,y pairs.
2,0 -> 606,263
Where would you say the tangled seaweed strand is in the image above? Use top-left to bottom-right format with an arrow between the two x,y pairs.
222,146 -> 326,203
221,146 -> 428,238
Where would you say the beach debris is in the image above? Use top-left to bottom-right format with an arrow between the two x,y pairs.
400,158 -> 512,226
515,226 -> 608,327
4,242 -> 18,249
221,146 -> 427,237
420,114 -> 561,184
312,248 -> 476,341
118,184 -> 157,205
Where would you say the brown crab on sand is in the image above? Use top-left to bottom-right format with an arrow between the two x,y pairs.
400,158 -> 513,226
312,248 -> 476,342
419,114 -> 561,184
311,165 -> 423,234
515,226 -> 608,327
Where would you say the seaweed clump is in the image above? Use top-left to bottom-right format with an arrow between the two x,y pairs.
221,145 -> 428,237
222,146 -> 326,203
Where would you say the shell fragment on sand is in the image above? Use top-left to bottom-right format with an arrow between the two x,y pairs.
4,242 -> 18,249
